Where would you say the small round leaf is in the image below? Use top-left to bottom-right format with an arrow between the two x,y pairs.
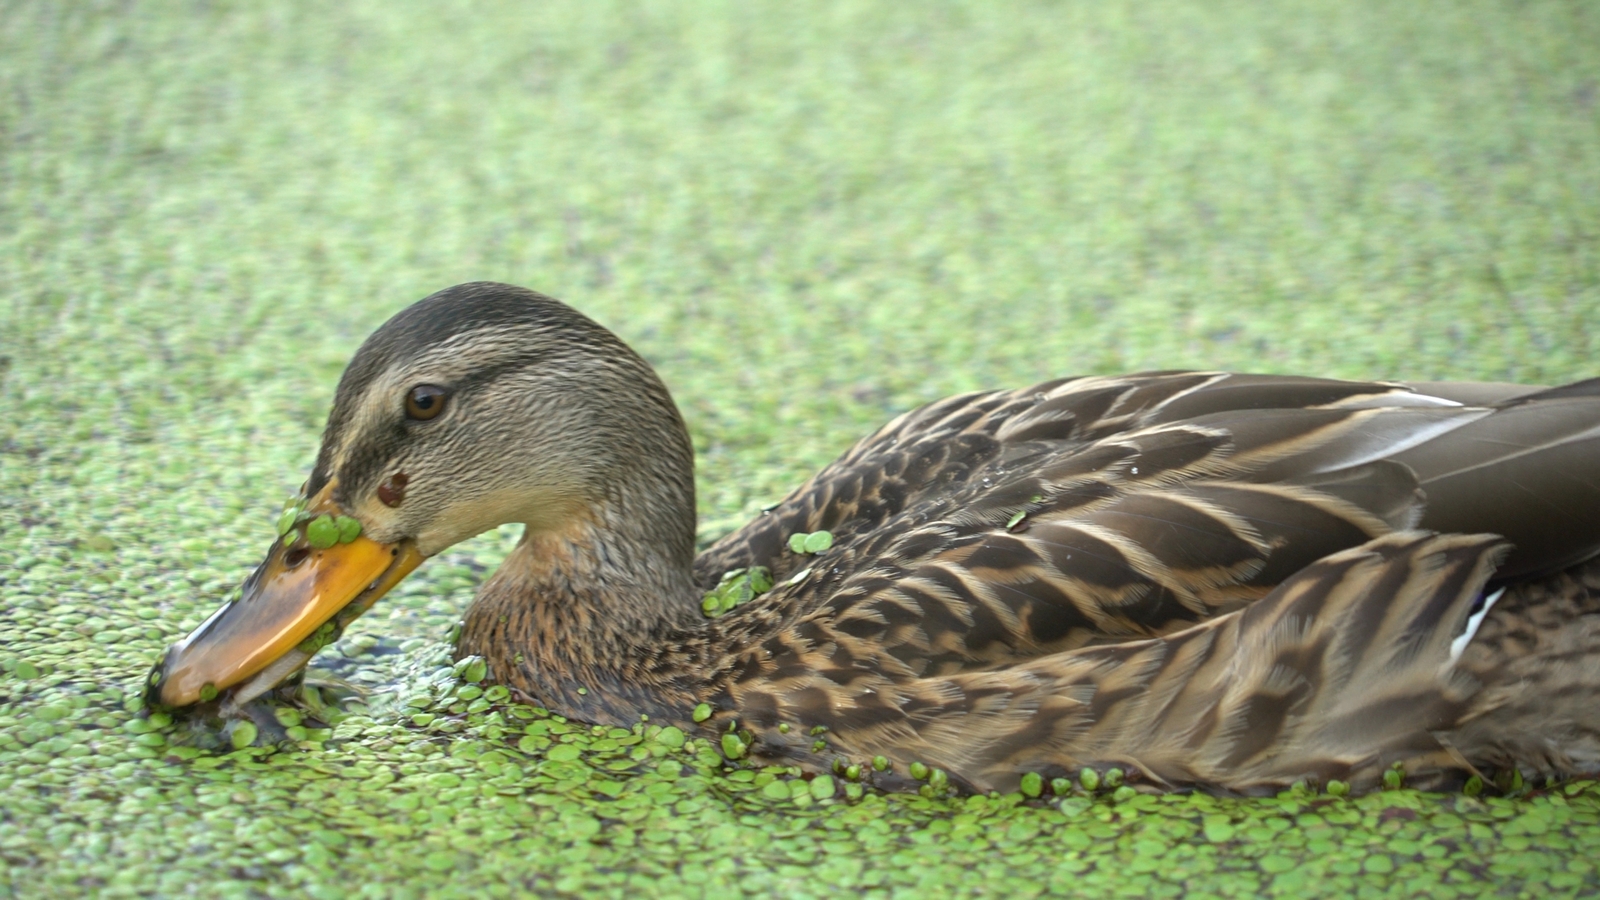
231,721 -> 258,750
335,515 -> 362,543
305,515 -> 339,549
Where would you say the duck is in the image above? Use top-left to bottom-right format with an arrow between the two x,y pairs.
147,282 -> 1600,796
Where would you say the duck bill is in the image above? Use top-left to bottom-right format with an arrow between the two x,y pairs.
147,483 -> 424,708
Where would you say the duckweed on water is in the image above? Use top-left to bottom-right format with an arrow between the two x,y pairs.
6,0 -> 1600,895
457,656 -> 489,685
229,720 -> 259,750
1080,767 -> 1102,792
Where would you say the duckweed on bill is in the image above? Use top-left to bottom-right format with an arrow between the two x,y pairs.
5,0 -> 1600,896
275,503 -> 304,538
335,515 -> 362,544
304,514 -> 340,550
295,621 -> 338,656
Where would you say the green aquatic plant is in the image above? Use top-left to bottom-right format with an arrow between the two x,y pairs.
787,531 -> 834,554
699,566 -> 774,618
6,0 -> 1600,895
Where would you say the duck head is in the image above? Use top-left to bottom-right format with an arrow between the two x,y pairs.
147,282 -> 697,709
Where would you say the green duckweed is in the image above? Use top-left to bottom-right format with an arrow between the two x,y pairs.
230,720 -> 259,750
305,514 -> 340,550
275,504 -> 303,537
335,515 -> 362,543
700,566 -> 774,618
788,531 -> 835,554
295,621 -> 338,655
459,657 -> 488,684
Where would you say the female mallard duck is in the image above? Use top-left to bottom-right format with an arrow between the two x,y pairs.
150,282 -> 1600,795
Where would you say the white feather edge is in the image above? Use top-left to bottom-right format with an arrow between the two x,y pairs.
1450,587 -> 1506,663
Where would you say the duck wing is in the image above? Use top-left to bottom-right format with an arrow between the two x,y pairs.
696,371 -> 1447,590
706,372 -> 1600,668
703,372 -> 1600,792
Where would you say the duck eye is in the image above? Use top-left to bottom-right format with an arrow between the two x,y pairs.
405,385 -> 449,421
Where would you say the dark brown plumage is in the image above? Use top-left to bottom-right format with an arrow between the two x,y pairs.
165,283 -> 1600,795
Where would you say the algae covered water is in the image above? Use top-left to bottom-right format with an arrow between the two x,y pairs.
4,0 -> 1600,895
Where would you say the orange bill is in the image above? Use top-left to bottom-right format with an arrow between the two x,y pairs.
148,482 -> 424,708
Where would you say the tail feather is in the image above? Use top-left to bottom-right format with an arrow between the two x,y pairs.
1395,394 -> 1600,580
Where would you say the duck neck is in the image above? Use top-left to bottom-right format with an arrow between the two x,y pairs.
456,481 -> 712,726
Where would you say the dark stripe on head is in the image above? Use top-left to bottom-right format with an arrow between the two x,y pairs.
305,282 -> 630,497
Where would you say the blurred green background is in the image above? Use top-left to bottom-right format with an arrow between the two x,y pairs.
3,1 -> 1598,896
